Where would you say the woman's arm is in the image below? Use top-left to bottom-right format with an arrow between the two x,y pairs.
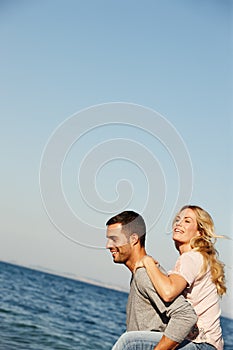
140,256 -> 187,302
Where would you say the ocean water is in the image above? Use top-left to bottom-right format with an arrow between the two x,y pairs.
0,261 -> 232,350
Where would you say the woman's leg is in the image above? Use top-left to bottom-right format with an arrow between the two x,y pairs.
112,331 -> 163,350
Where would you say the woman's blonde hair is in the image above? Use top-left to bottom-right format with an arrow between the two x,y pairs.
180,205 -> 226,296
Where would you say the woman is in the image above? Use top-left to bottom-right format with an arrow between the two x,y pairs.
139,205 -> 226,349
112,205 -> 226,350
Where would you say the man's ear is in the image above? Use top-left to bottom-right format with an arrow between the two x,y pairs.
130,233 -> 139,246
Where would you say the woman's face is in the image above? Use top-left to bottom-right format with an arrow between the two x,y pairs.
172,208 -> 200,244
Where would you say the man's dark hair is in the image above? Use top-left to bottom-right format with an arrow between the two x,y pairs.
106,210 -> 146,247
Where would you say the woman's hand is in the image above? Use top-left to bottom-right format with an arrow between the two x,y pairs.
134,255 -> 158,272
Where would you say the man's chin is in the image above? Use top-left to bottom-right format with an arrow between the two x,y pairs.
112,254 -> 122,263
113,256 -> 119,263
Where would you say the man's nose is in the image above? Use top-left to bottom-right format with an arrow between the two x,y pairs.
106,239 -> 112,249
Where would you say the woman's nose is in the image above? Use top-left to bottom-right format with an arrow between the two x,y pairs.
175,219 -> 182,226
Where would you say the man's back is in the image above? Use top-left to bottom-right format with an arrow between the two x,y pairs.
127,267 -> 197,344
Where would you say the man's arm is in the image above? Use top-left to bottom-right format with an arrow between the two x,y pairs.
153,335 -> 179,350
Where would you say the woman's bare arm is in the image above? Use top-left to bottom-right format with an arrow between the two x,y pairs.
140,255 -> 187,302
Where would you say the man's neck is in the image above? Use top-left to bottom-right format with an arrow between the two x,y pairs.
126,248 -> 147,272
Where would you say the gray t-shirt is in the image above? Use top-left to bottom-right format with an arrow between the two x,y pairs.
126,267 -> 197,343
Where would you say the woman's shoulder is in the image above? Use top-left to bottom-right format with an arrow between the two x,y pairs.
179,250 -> 203,264
173,250 -> 204,283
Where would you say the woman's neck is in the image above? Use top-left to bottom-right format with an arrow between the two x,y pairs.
176,241 -> 192,255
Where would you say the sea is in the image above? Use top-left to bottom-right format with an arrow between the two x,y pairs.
0,261 -> 232,350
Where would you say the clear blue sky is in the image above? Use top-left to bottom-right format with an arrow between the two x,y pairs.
0,1 -> 232,317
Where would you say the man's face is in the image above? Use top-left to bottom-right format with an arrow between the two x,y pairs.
106,223 -> 132,264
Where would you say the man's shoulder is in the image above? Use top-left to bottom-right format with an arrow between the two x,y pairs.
131,268 -> 158,300
134,264 -> 167,283
134,267 -> 188,304
133,268 -> 150,288
134,267 -> 148,279
133,267 -> 161,292
131,267 -> 191,312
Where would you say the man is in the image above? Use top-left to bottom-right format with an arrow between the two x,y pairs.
106,210 -> 197,350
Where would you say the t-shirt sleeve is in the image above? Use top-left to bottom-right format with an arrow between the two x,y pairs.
169,251 -> 203,287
